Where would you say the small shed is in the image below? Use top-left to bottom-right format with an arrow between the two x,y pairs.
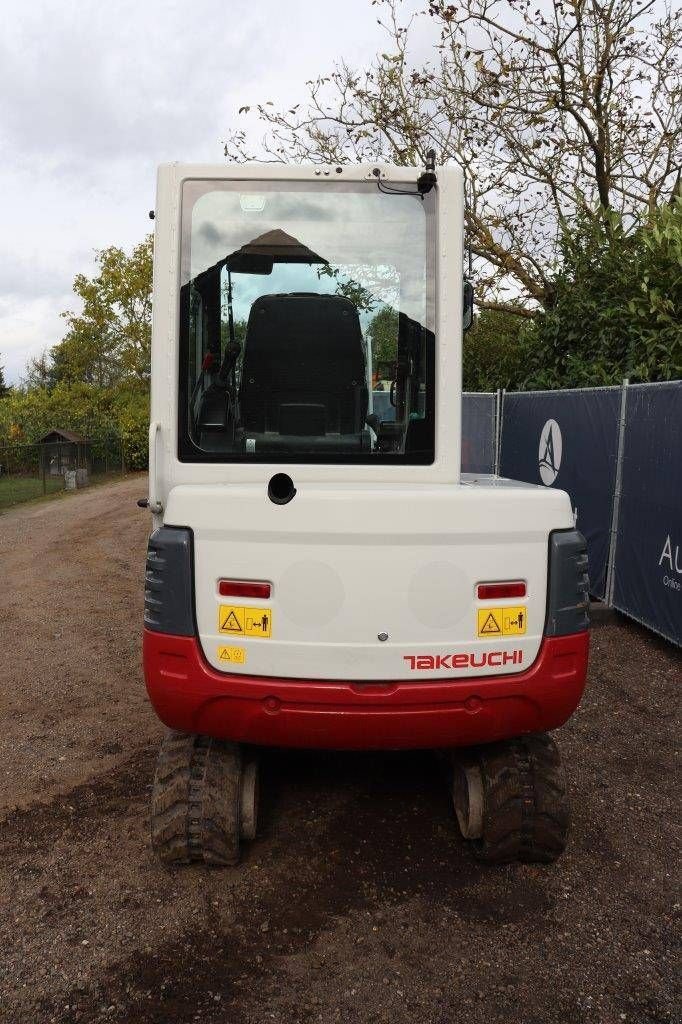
38,429 -> 90,477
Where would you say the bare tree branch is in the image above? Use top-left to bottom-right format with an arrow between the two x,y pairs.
225,0 -> 682,311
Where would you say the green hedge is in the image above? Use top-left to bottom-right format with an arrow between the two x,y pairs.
0,383 -> 149,470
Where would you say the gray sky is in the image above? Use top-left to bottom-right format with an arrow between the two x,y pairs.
0,0 -> 419,384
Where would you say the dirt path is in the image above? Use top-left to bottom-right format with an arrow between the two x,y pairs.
0,477 -> 679,1024
0,475 -> 157,811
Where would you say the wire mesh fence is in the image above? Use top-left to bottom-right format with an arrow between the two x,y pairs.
0,435 -> 126,510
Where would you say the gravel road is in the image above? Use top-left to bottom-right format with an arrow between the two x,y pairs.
0,476 -> 679,1024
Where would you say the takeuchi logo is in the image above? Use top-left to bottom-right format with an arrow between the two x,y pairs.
538,418 -> 562,485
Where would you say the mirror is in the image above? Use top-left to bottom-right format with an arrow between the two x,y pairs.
463,280 -> 474,332
224,252 -> 274,275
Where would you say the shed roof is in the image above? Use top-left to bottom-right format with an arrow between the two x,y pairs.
38,429 -> 88,444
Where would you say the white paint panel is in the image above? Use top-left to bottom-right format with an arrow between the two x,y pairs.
165,481 -> 573,680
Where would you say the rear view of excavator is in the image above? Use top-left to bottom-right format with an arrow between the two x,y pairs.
141,157 -> 589,866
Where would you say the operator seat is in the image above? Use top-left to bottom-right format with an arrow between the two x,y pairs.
238,293 -> 369,450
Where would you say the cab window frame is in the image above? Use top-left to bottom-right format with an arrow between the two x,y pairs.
177,178 -> 436,466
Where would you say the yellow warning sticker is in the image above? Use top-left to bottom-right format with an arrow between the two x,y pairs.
218,605 -> 272,638
477,608 -> 502,636
502,606 -> 527,635
219,605 -> 245,634
477,606 -> 527,637
217,645 -> 246,665
244,607 -> 272,638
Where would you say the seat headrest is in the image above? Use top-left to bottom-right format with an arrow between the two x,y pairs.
242,293 -> 365,383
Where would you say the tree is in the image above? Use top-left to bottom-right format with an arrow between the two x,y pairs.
522,198 -> 682,387
31,236 -> 154,388
317,264 -> 386,312
23,350 -> 57,390
11,236 -> 154,467
227,0 -> 681,318
0,359 -> 9,397
0,380 -> 150,470
463,308 -> 526,390
367,304 -> 399,365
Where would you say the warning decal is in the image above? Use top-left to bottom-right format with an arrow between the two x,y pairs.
218,605 -> 272,638
477,609 -> 502,636
502,606 -> 526,635
217,645 -> 246,665
477,606 -> 527,638
244,607 -> 272,637
220,607 -> 244,633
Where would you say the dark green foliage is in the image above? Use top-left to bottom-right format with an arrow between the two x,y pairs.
463,309 -> 527,391
0,382 -> 149,471
522,202 -> 682,389
367,305 -> 399,366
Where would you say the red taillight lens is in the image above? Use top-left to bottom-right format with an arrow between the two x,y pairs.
477,581 -> 526,600
218,579 -> 271,600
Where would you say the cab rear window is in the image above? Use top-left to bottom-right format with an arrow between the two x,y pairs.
178,179 -> 435,464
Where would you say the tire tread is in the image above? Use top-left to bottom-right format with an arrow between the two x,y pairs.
473,733 -> 570,864
150,730 -> 241,866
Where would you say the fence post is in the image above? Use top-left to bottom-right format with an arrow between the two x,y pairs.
494,388 -> 505,476
120,438 -> 125,477
605,378 -> 629,607
41,451 -> 46,496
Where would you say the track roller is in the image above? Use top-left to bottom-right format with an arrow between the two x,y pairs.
451,732 -> 570,864
150,730 -> 259,866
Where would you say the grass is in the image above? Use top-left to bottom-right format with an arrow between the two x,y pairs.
0,472 -> 125,511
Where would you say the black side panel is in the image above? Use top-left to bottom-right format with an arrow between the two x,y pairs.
144,527 -> 195,636
545,529 -> 590,636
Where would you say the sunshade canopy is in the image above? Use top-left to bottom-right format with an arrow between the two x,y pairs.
225,229 -> 327,271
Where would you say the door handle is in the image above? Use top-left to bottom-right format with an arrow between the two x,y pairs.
147,421 -> 163,514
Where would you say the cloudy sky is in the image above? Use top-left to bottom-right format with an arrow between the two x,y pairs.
0,0 -> 427,384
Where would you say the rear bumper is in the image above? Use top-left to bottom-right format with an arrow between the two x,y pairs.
143,629 -> 589,750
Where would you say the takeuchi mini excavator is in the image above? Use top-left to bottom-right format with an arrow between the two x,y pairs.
141,158 -> 590,866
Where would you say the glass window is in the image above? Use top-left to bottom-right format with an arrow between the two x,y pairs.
178,180 -> 435,464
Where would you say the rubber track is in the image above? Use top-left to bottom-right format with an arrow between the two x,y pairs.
473,733 -> 570,864
150,730 -> 241,866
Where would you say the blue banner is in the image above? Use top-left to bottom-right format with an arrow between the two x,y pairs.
371,390 -> 496,474
500,388 -> 622,599
612,382 -> 682,646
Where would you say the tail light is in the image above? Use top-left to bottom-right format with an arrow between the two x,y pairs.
477,581 -> 527,600
144,527 -> 194,636
545,529 -> 590,635
219,579 -> 271,600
